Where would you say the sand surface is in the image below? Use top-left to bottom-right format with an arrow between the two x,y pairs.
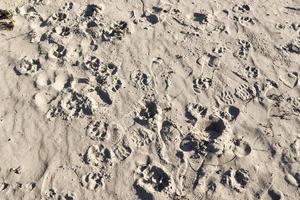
0,0 -> 299,199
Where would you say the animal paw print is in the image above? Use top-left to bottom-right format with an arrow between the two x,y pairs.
84,56 -> 102,73
130,128 -> 155,147
14,57 -> 41,76
238,16 -> 255,26
60,2 -> 74,11
219,105 -> 240,121
45,12 -> 68,26
29,0 -> 46,5
186,103 -> 207,122
232,4 -> 251,13
81,172 -> 104,191
113,137 -> 132,161
53,26 -> 71,37
160,120 -> 181,144
47,89 -> 96,120
212,44 -> 226,57
131,70 -> 152,90
135,164 -> 174,193
236,40 -> 251,59
134,100 -> 159,130
243,65 -> 259,78
193,77 -> 212,93
102,21 -> 128,41
83,144 -> 112,167
111,77 -> 123,92
234,84 -> 256,102
217,90 -> 236,105
86,120 -> 109,141
221,168 -> 250,192
52,44 -> 67,58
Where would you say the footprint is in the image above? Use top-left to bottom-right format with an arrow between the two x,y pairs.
180,134 -> 208,157
284,39 -> 300,54
111,77 -> 123,92
130,127 -> 155,147
193,11 -> 209,24
238,16 -> 255,26
243,65 -> 259,78
86,120 -> 109,141
14,57 -> 41,76
280,72 -> 298,88
131,70 -> 153,90
236,40 -> 251,60
219,105 -> 240,121
102,21 -> 128,41
204,116 -> 226,140
53,26 -> 71,37
234,84 -> 256,102
81,172 -> 104,191
52,44 -> 67,59
160,120 -> 181,145
44,12 -> 68,26
60,2 -> 74,11
82,4 -> 103,18
113,137 -> 132,161
135,164 -> 175,194
185,103 -> 208,123
232,4 -> 251,13
134,101 -> 158,129
268,187 -> 283,200
83,56 -> 102,73
212,44 -> 226,57
193,77 -> 212,93
221,168 -> 250,192
231,138 -> 252,157
83,144 -> 112,167
47,89 -> 96,120
217,90 -> 236,105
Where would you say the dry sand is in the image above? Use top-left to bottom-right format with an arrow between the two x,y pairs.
0,0 -> 299,199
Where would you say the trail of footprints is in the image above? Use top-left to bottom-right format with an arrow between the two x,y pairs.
2,0 -> 300,199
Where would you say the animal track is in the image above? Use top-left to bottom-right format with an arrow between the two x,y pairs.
135,164 -> 174,194
234,84 -> 256,102
193,77 -> 212,93
102,21 -> 128,41
47,89 -> 96,120
134,101 -> 158,129
84,56 -> 102,73
186,103 -> 208,122
232,4 -> 251,13
131,70 -> 152,90
83,144 -> 112,167
14,57 -> 41,76
130,127 -> 155,147
219,105 -> 240,121
221,168 -> 250,192
236,40 -> 251,59
81,172 -> 104,191
51,44 -> 67,59
113,137 -> 132,161
231,138 -> 252,157
243,65 -> 259,78
86,120 -> 109,141
160,120 -> 181,144
217,90 -> 236,105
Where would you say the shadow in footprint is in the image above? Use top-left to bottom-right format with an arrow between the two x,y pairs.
133,181 -> 154,200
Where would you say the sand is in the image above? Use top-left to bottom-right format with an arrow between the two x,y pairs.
0,0 -> 299,199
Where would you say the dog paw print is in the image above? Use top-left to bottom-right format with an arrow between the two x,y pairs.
14,57 -> 41,76
193,77 -> 212,93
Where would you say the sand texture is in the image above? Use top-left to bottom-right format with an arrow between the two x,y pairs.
0,0 -> 300,199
